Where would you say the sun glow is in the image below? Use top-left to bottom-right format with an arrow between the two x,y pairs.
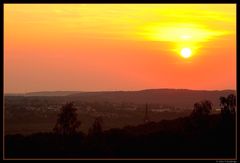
140,23 -> 228,43
180,48 -> 192,58
139,22 -> 231,59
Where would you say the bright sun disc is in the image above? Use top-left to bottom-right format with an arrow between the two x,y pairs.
180,48 -> 192,58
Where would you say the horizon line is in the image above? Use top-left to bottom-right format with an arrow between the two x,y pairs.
4,88 -> 236,95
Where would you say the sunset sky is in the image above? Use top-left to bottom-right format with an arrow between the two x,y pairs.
4,4 -> 236,93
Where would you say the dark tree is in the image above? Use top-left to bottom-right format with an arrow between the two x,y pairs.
220,94 -> 236,115
87,117 -> 106,154
220,96 -> 229,115
53,102 -> 81,135
190,100 -> 212,129
88,117 -> 103,137
191,100 -> 212,117
227,94 -> 236,113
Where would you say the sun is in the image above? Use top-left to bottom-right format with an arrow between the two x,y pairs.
180,48 -> 192,58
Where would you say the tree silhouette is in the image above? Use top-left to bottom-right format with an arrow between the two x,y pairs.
53,102 -> 81,135
220,94 -> 236,115
87,117 -> 105,154
227,94 -> 236,113
88,117 -> 103,137
191,100 -> 212,117
190,100 -> 212,129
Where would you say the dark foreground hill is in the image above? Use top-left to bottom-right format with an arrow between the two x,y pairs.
5,113 -> 236,159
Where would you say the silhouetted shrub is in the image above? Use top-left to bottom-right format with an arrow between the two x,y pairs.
53,102 -> 81,136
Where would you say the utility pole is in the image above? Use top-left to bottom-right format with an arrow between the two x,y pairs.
144,103 -> 149,123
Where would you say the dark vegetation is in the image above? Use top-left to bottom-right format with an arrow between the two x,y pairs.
5,89 -> 235,135
4,94 -> 236,158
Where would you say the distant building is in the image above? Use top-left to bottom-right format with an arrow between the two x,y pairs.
86,106 -> 96,112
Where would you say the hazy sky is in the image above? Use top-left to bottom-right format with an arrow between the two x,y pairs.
4,4 -> 236,93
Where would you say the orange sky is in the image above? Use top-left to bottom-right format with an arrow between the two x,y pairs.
4,4 -> 236,93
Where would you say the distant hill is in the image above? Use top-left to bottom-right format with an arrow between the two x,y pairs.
4,93 -> 24,96
5,89 -> 236,109
24,91 -> 82,96
67,89 -> 236,109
